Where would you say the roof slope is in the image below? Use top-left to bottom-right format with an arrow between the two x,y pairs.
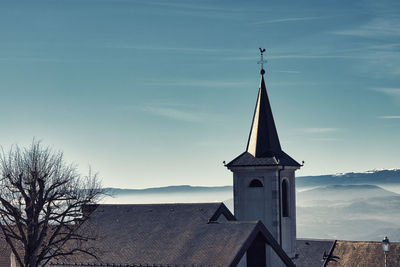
326,240 -> 400,267
247,75 -> 281,156
294,239 -> 335,267
227,151 -> 300,168
51,203 -> 294,267
227,72 -> 300,168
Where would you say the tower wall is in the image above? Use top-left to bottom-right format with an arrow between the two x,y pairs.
280,168 -> 297,258
233,167 -> 279,240
231,166 -> 297,258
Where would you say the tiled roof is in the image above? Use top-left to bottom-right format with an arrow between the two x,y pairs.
51,203 -> 294,267
294,239 -> 335,267
0,203 -> 294,267
51,264 -> 220,267
226,151 -> 301,168
293,238 -> 400,267
326,240 -> 400,267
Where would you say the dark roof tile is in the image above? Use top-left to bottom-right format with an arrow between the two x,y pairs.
51,204 -> 263,266
327,240 -> 400,267
294,239 -> 335,267
226,151 -> 301,168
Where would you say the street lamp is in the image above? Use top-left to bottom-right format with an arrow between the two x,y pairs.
382,236 -> 390,267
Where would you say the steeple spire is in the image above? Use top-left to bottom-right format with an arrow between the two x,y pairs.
226,48 -> 300,167
246,73 -> 282,157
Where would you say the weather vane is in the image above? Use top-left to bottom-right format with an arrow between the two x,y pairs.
258,48 -> 267,75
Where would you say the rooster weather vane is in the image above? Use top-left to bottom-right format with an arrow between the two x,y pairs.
258,48 -> 267,75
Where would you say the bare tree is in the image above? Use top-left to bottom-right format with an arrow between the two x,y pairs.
0,141 -> 103,267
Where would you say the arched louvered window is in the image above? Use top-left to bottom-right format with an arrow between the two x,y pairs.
282,179 -> 289,217
249,179 -> 263,188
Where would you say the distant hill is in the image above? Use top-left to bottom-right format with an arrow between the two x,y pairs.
104,169 -> 400,195
297,184 -> 399,205
105,185 -> 232,195
102,169 -> 400,241
297,194 -> 400,241
296,169 -> 400,188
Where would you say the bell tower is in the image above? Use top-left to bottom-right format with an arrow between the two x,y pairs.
225,49 -> 301,259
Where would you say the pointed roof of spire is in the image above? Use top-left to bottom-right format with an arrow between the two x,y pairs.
226,70 -> 300,168
246,74 -> 281,157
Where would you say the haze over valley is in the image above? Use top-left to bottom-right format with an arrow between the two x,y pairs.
103,169 -> 400,241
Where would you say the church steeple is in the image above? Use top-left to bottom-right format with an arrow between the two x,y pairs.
225,49 -> 302,261
247,73 -> 282,157
226,49 -> 300,168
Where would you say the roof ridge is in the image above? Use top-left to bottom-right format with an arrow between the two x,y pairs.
50,262 -> 222,267
96,203 -> 223,207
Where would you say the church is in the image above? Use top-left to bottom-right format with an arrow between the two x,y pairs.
1,52 -> 399,267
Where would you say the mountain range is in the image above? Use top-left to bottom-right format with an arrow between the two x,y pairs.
105,185 -> 232,195
296,169 -> 400,188
103,169 -> 400,241
106,169 -> 400,195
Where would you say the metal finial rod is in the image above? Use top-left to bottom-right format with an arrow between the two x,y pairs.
258,48 -> 267,75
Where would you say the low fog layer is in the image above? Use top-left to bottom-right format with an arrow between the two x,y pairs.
103,169 -> 400,241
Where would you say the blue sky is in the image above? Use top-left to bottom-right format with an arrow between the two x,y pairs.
0,0 -> 399,188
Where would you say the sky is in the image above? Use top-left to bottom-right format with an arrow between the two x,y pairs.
0,0 -> 399,188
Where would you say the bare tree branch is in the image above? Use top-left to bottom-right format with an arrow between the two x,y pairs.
0,140 -> 103,267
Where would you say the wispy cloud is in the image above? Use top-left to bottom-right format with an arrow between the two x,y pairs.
122,102 -> 223,122
138,106 -> 203,122
254,16 -> 329,25
0,57 -> 67,62
128,0 -> 240,12
123,0 -> 244,20
144,79 -> 253,88
300,128 -> 339,133
378,116 -> 400,119
373,88 -> 400,97
366,43 -> 400,51
194,140 -> 231,147
331,17 -> 400,37
106,44 -> 220,53
309,137 -> 340,142
298,128 -> 340,142
276,70 -> 301,74
222,42 -> 400,64
269,54 -> 362,59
